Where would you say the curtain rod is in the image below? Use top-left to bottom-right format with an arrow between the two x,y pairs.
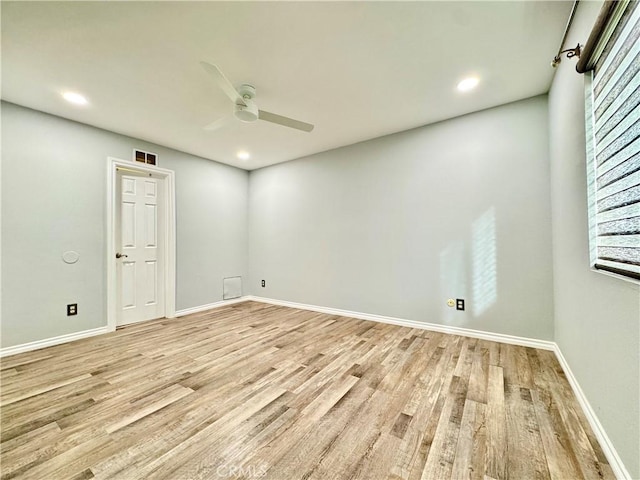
557,0 -> 580,58
576,0 -> 625,73
551,1 -> 581,68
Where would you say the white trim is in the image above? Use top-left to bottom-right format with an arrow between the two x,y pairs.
0,297 -> 249,357
106,157 -> 177,332
0,101 -> 3,337
175,297 -> 250,317
0,327 -> 109,358
553,345 -> 632,480
585,70 -> 599,269
591,266 -> 640,286
245,296 -> 555,351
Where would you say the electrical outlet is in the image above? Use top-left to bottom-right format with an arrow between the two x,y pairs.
261,280 -> 266,288
67,304 -> 78,316
456,299 -> 465,311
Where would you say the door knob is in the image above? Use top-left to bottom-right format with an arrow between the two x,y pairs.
115,253 -> 128,259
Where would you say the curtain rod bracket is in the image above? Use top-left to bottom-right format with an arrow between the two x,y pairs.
551,43 -> 582,68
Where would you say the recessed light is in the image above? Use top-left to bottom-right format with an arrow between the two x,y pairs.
457,77 -> 480,92
237,151 -> 250,160
62,91 -> 88,105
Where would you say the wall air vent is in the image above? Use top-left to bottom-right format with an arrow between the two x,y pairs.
223,276 -> 242,300
133,149 -> 157,166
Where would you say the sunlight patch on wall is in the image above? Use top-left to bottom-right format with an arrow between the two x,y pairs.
472,207 -> 497,316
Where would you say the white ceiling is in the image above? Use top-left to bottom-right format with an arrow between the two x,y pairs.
2,1 -> 572,170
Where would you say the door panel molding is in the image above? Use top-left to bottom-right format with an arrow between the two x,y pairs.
107,157 -> 176,331
118,174 -> 162,324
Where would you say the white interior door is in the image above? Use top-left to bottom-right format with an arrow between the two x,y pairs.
116,174 -> 165,326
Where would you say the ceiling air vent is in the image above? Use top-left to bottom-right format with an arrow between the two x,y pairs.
133,149 -> 157,166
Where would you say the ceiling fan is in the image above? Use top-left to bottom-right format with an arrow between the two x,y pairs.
200,62 -> 314,133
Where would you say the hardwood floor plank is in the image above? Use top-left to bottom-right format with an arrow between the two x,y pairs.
531,389 -> 583,480
485,365 -> 507,480
451,399 -> 483,480
392,344 -> 456,479
504,384 -> 550,480
248,379 -> 369,480
469,401 -> 488,480
289,382 -> 384,478
138,387 -> 288,479
1,373 -> 92,406
1,375 -> 109,430
467,343 -> 489,404
104,384 -> 194,434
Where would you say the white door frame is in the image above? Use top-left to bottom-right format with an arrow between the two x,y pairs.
106,157 -> 176,331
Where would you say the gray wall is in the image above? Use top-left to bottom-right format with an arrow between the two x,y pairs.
1,101 -> 248,348
249,96 -> 555,340
548,2 -> 640,478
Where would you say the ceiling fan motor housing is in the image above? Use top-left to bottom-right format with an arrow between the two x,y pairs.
234,84 -> 258,122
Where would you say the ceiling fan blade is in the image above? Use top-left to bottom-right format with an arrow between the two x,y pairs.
200,62 -> 246,106
258,110 -> 314,132
203,116 -> 231,131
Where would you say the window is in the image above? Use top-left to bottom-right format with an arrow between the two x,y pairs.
584,0 -> 639,281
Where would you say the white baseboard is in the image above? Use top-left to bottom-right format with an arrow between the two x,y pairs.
175,296 -> 249,317
553,346 -> 631,480
0,298 -> 250,358
0,326 -> 110,358
245,295 -> 555,351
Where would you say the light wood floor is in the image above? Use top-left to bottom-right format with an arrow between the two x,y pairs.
1,301 -> 614,480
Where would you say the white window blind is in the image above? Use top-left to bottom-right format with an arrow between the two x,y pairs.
586,0 -> 640,281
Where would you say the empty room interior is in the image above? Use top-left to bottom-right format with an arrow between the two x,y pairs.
1,1 -> 639,479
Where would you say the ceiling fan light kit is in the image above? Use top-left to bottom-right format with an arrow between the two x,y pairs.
235,103 -> 258,123
200,62 -> 314,132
